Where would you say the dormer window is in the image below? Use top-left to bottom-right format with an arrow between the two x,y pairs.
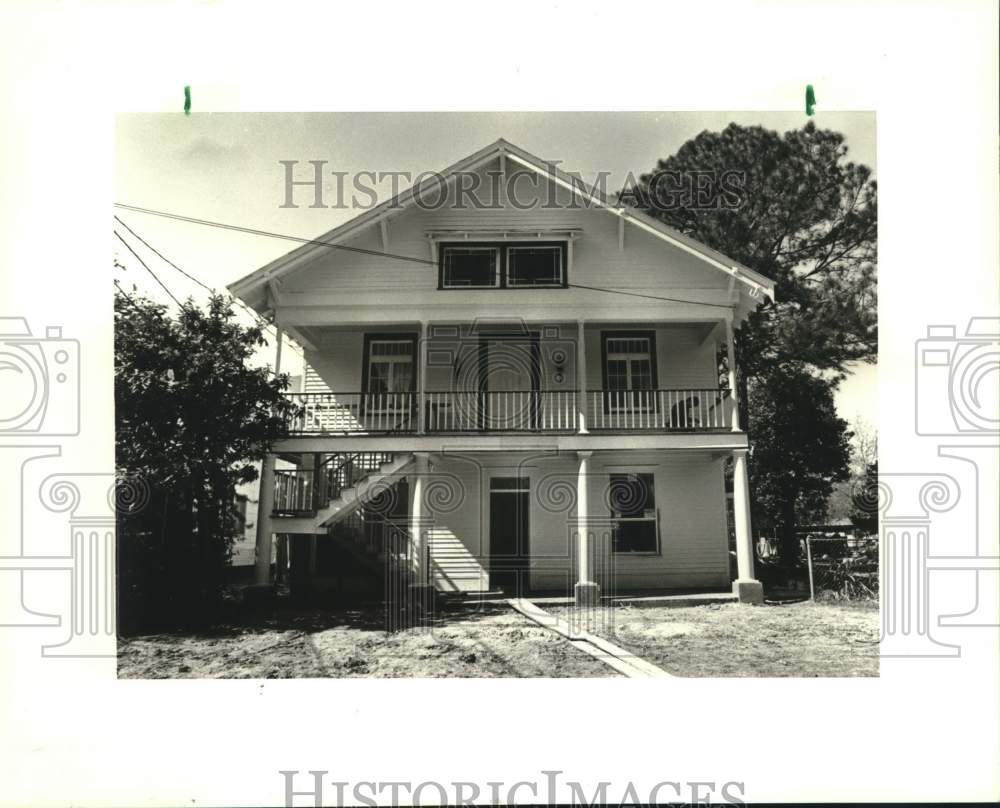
441,246 -> 500,288
507,245 -> 564,287
439,241 -> 567,289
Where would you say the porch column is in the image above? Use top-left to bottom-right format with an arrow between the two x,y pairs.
576,320 -> 588,434
724,316 -> 741,432
254,458 -> 276,585
732,448 -> 764,603
408,452 -> 430,587
417,321 -> 428,434
574,451 -> 600,605
253,326 -> 284,586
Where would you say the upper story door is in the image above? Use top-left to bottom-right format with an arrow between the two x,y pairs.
361,333 -> 417,429
479,335 -> 540,430
602,331 -> 659,414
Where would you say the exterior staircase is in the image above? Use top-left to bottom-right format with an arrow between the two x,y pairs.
272,452 -> 415,535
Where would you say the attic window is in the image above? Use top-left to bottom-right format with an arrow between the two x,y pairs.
438,241 -> 566,289
441,246 -> 499,288
507,245 -> 564,287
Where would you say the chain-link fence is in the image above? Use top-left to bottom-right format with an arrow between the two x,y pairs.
805,535 -> 878,601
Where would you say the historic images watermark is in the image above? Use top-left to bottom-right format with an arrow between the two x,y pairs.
279,161 -> 746,212
279,769 -> 748,807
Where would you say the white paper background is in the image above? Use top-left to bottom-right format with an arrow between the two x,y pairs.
1,0 -> 997,805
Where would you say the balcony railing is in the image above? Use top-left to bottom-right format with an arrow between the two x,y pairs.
586,388 -> 732,431
424,390 -> 578,432
286,392 -> 417,434
281,388 -> 732,435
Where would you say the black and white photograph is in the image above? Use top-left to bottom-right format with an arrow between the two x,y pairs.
1,2 -> 997,806
113,112 -> 880,680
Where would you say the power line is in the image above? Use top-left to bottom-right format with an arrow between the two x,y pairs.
113,230 -> 182,306
115,215 -> 215,293
113,216 -> 305,359
568,283 -> 733,310
114,201 -> 737,310
114,203 -> 436,265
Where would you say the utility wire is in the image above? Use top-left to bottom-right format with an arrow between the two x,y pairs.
115,215 -> 215,293
114,230 -> 182,306
113,216 -> 305,359
568,283 -> 733,309
114,201 -> 737,310
115,203 -> 436,265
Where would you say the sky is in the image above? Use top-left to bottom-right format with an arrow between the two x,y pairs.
114,111 -> 877,426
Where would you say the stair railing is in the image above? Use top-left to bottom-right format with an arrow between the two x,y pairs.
313,451 -> 396,511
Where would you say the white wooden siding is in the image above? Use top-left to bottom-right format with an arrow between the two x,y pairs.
300,322 -> 716,393
428,451 -> 730,594
278,158 -> 731,307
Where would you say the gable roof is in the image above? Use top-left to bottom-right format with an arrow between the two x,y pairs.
227,138 -> 776,310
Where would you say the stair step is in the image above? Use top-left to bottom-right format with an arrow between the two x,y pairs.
308,453 -> 415,530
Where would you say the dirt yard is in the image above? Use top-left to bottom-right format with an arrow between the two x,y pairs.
117,604 -> 618,679
549,599 -> 879,677
119,599 -> 878,679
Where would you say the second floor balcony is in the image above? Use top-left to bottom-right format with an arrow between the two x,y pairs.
283,387 -> 734,435
277,320 -> 742,438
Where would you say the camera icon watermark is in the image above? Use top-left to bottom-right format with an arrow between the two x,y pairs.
0,317 -> 80,436
915,317 -> 999,436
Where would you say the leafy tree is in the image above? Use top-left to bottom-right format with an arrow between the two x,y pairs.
115,288 -> 293,629
747,365 -> 852,565
848,460 -> 879,534
826,418 -> 878,529
628,121 -> 877,423
629,121 -> 876,562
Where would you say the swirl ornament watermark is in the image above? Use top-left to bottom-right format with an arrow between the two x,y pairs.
109,473 -> 151,515
421,472 -> 466,514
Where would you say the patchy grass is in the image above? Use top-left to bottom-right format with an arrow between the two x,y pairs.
548,600 -> 879,677
117,604 -> 617,679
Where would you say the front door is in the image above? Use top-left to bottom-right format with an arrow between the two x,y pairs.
481,337 -> 540,430
489,476 -> 530,593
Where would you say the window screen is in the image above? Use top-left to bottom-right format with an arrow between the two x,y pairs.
507,245 -> 563,286
441,246 -> 499,287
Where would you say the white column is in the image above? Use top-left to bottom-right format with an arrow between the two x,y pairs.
254,459 -> 276,585
574,451 -> 599,605
732,448 -> 763,603
576,321 -> 588,434
409,452 -> 430,585
417,321 -> 428,434
577,451 -> 590,581
724,316 -> 741,432
254,326 -> 283,586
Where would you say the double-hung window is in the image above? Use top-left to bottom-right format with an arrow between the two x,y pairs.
603,332 -> 658,412
364,337 -> 415,413
608,473 -> 659,553
439,242 -> 566,288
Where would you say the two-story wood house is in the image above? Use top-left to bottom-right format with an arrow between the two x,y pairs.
228,139 -> 775,606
